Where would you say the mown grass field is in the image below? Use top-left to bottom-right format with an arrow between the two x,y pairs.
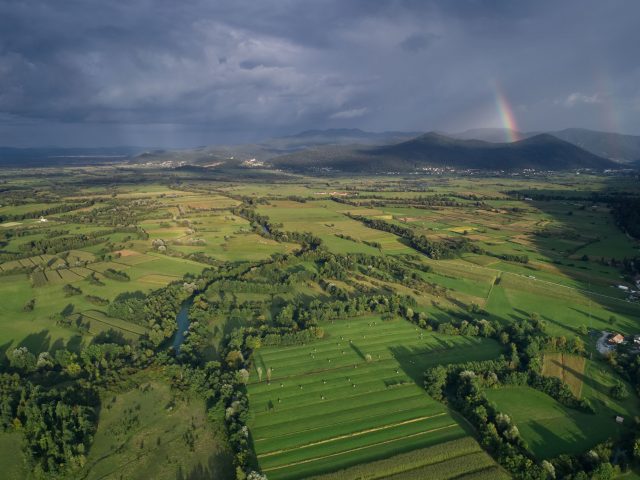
542,353 -> 586,398
248,315 -> 503,479
308,436 -> 510,480
485,377 -> 640,459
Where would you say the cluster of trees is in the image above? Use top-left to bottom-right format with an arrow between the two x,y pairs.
107,283 -> 189,345
102,268 -> 130,281
18,233 -> 107,256
62,201 -> 153,229
208,279 -> 288,295
1,336 -> 155,478
331,193 -> 472,209
346,213 -> 465,259
613,197 -> 640,239
85,294 -> 109,306
422,316 -> 625,478
233,206 -> 323,250
2,381 -> 97,477
14,227 -> 144,258
0,200 -> 94,223
63,283 -> 82,296
506,191 -> 627,203
604,348 -> 640,397
273,293 -> 416,330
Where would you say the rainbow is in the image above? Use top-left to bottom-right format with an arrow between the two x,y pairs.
494,85 -> 520,142
595,69 -> 620,135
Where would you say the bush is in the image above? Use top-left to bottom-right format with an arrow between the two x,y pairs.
610,381 -> 629,400
63,284 -> 82,296
103,268 -> 130,282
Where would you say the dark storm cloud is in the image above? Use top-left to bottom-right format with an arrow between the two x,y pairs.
0,0 -> 639,147
399,33 -> 439,53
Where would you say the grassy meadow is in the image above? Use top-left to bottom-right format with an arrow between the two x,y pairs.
79,374 -> 234,480
248,315 -> 503,479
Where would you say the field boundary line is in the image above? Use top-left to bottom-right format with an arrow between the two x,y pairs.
449,464 -> 510,480
81,311 -> 147,336
252,384 -> 416,419
452,259 -> 635,306
253,404 -> 439,442
366,449 -> 488,480
258,413 -> 446,459
252,343 -> 473,386
262,422 -> 458,472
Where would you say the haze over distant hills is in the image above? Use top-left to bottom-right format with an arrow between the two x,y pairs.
450,127 -> 640,163
272,128 -> 422,149
0,127 -> 637,172
271,132 -> 617,172
447,128 -> 534,143
0,146 -> 148,167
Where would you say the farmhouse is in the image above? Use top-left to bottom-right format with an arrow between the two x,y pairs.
609,333 -> 625,345
634,335 -> 640,346
39,216 -> 48,222
618,285 -> 630,292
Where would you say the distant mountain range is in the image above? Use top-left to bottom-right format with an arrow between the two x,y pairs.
447,128 -> 533,143
449,127 -> 640,163
1,127 -> 638,172
271,132 -> 617,172
269,129 -> 422,150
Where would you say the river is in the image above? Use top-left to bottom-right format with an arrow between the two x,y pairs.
172,297 -> 193,353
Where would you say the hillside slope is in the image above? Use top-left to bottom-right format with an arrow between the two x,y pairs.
549,128 -> 640,163
271,132 -> 617,172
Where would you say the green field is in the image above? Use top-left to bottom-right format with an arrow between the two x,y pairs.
248,315 -> 503,479
308,436 -> 510,480
79,374 -> 234,480
2,168 -> 640,479
0,433 -> 28,480
485,377 -> 640,459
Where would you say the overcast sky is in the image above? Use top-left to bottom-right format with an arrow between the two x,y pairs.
0,0 -> 639,147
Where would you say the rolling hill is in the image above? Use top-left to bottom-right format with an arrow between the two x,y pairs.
448,128 -> 535,143
550,128 -> 640,163
449,127 -> 640,164
271,132 -> 618,172
269,128 -> 422,149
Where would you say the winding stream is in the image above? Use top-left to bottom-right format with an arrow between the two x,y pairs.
172,297 -> 193,353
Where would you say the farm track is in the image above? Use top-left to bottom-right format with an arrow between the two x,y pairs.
81,311 -> 146,336
259,414 -> 447,459
253,403 -> 435,442
454,259 -> 632,305
262,423 -> 458,473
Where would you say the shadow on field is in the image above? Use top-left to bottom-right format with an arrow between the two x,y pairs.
176,450 -> 235,480
506,176 -> 640,335
526,421 -> 587,458
388,345 -> 440,385
17,329 -> 51,352
552,359 -> 627,417
0,341 -> 12,366
349,341 -> 366,361
66,334 -> 84,352
542,315 -> 580,335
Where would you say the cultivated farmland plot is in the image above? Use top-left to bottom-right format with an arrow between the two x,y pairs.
248,315 -> 503,479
